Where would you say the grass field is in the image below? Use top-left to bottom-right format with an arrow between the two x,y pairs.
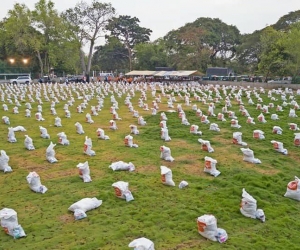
0,81 -> 300,250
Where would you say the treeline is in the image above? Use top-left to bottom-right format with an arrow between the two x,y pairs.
0,0 -> 299,80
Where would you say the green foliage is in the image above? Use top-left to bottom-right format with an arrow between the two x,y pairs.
106,15 -> 152,71
92,37 -> 128,72
134,41 -> 168,70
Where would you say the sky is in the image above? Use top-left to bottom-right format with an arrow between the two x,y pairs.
1,0 -> 300,42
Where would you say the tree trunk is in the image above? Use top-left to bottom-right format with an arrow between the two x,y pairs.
86,40 -> 95,75
36,51 -> 44,77
80,49 -> 86,75
127,47 -> 132,71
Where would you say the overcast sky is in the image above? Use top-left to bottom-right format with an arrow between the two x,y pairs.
1,0 -> 300,41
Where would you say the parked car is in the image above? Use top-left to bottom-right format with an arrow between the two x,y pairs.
10,76 -> 32,84
66,75 -> 86,83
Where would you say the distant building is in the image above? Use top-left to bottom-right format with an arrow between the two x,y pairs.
206,67 -> 234,77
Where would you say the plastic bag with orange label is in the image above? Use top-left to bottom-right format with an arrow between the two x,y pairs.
160,166 -> 175,186
204,156 -> 220,177
77,161 -> 92,182
112,181 -> 134,202
197,214 -> 228,242
240,188 -> 265,222
284,176 -> 300,201
0,208 -> 26,239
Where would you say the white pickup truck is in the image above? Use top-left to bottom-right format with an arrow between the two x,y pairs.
10,76 -> 32,84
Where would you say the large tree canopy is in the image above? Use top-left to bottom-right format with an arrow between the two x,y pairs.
63,0 -> 115,75
106,15 -> 152,71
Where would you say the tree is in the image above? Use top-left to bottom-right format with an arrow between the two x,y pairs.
235,30 -> 263,74
258,27 -> 291,81
63,0 -> 115,75
282,22 -> 300,80
134,40 -> 168,70
163,26 -> 211,71
190,18 -> 241,63
272,10 -> 300,31
92,36 -> 128,72
106,15 -> 152,71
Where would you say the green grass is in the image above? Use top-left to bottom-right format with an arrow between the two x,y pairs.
0,82 -> 300,249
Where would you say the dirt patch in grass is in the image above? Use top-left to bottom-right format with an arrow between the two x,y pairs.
171,239 -> 202,249
45,169 -> 77,179
58,214 -> 73,223
175,154 -> 209,177
136,164 -> 159,173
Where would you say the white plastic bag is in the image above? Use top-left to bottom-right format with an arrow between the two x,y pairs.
84,136 -> 96,156
161,128 -> 171,141
112,181 -> 134,202
160,146 -> 174,162
109,120 -> 118,130
240,148 -> 261,164
160,166 -> 175,186
0,208 -> 26,239
190,125 -> 202,135
198,139 -> 214,153
54,117 -> 62,127
40,126 -> 50,139
96,128 -> 110,140
232,132 -> 247,146
26,172 -> 48,193
7,127 -> 17,143
124,135 -> 138,148
109,161 -> 135,171
128,237 -> 155,250
77,161 -> 92,182
68,198 -> 102,217
253,130 -> 265,139
129,125 -> 139,135
2,116 -> 10,125
240,188 -> 265,222
57,132 -> 70,145
270,140 -> 288,155
204,156 -> 220,177
284,176 -> 300,201
178,180 -> 189,189
24,135 -> 35,150
46,142 -> 58,163
75,122 -> 85,134
197,214 -> 218,241
0,150 -> 12,173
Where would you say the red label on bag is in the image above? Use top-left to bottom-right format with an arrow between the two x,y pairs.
161,174 -> 166,183
232,138 -> 238,144
253,132 -> 259,138
83,144 -> 87,152
294,139 -> 300,146
197,221 -> 206,232
202,145 -> 208,151
124,138 -> 128,145
114,187 -> 122,197
288,181 -> 298,190
205,161 -> 211,169
273,142 -> 279,149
